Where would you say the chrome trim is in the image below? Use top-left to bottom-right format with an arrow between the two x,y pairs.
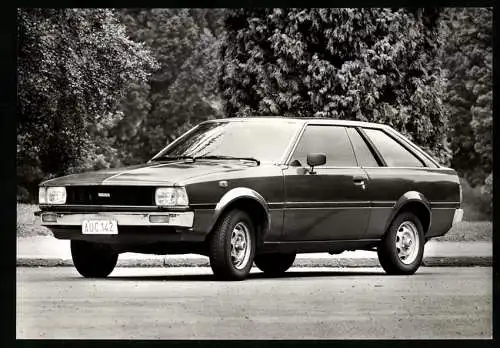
231,221 -> 252,270
285,207 -> 371,210
396,220 -> 420,265
209,187 -> 271,234
40,211 -> 194,228
215,187 -> 269,213
292,166 -> 363,170
361,166 -> 453,170
285,200 -> 369,205
283,122 -> 308,165
452,208 -> 464,225
281,122 -> 308,165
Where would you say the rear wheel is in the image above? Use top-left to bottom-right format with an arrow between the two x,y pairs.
254,253 -> 296,276
71,240 -> 118,278
208,210 -> 256,281
377,212 -> 424,275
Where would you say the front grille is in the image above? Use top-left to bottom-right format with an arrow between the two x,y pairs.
66,186 -> 156,206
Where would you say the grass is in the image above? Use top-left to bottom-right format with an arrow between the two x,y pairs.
17,203 -> 53,238
434,221 -> 492,242
17,203 -> 492,242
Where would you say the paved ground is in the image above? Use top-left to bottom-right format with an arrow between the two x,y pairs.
16,236 -> 493,267
17,267 -> 492,339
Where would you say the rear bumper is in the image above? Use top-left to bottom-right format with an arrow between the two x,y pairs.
452,208 -> 464,226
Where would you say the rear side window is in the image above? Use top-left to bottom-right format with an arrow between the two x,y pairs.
346,128 -> 379,167
363,128 -> 424,167
291,125 -> 357,167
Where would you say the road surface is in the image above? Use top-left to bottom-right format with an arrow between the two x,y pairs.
17,267 -> 492,339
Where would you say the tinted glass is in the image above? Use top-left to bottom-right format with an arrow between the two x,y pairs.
363,128 -> 424,167
346,128 -> 379,167
152,121 -> 301,163
292,126 -> 357,167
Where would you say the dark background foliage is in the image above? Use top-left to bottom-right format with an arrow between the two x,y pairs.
16,8 -> 492,218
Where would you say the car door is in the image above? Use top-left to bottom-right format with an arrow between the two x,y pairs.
282,124 -> 370,241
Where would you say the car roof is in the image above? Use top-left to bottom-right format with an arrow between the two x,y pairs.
203,117 -> 389,129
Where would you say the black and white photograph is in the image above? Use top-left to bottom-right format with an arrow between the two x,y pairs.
16,8 -> 493,339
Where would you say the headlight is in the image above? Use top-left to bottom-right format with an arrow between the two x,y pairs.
155,187 -> 189,207
46,187 -> 67,204
38,187 -> 47,204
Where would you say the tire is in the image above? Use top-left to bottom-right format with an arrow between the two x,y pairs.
377,212 -> 425,275
208,209 -> 256,281
71,240 -> 118,278
254,253 -> 296,276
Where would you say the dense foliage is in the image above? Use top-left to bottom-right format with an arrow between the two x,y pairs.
17,9 -> 158,200
17,8 -> 492,216
111,9 -> 224,164
440,8 -> 492,210
219,8 -> 450,163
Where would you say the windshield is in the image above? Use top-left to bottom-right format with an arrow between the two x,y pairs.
152,120 -> 301,163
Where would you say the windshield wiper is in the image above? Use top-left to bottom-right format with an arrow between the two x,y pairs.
194,155 -> 260,165
152,155 -> 195,162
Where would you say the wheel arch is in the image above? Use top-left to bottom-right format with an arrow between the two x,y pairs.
384,191 -> 432,235
207,187 -> 270,249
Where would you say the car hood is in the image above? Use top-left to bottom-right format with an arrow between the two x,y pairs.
41,160 -> 255,186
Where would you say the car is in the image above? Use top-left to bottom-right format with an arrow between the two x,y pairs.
36,117 -> 463,280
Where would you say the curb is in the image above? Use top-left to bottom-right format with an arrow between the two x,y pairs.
16,256 -> 492,268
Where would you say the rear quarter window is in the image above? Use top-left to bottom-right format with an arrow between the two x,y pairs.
363,128 -> 425,167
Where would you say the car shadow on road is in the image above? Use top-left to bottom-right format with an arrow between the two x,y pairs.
105,269 -> 386,282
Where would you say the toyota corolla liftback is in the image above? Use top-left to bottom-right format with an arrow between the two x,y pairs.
36,117 -> 463,280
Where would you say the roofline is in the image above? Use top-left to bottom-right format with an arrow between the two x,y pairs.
202,117 -> 387,129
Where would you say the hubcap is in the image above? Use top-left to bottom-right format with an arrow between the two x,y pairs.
230,221 -> 251,270
395,221 -> 420,265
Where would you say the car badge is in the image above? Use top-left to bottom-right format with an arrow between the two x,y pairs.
98,192 -> 111,198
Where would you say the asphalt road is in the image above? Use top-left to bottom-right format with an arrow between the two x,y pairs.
17,267 -> 492,339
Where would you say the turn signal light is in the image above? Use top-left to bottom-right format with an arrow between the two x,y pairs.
149,215 -> 172,223
41,213 -> 58,223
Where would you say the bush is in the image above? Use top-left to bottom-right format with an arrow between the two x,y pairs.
16,203 -> 53,238
460,177 -> 491,221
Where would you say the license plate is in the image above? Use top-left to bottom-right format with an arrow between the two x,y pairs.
82,220 -> 118,235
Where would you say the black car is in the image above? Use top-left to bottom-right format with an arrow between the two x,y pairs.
37,117 -> 463,280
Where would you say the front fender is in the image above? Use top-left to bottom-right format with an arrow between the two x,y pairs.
207,187 -> 271,234
384,191 -> 431,233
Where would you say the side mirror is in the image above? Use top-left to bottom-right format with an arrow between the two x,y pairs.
307,153 -> 326,174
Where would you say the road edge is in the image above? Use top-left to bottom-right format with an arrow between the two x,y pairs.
16,256 -> 493,268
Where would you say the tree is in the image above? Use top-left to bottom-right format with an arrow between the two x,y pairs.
441,8 -> 492,190
17,9 -> 158,200
219,8 -> 450,163
111,9 -> 224,164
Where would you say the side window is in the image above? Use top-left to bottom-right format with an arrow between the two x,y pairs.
346,128 -> 379,167
291,126 -> 357,167
363,128 -> 424,167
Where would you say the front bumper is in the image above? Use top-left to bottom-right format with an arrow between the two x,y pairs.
35,210 -> 207,244
37,211 -> 194,228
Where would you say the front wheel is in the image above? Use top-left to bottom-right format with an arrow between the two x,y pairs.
71,240 -> 118,278
208,210 -> 256,281
254,253 -> 296,276
377,212 -> 425,275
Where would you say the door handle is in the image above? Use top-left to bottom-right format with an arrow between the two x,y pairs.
352,176 -> 366,190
